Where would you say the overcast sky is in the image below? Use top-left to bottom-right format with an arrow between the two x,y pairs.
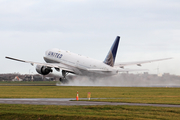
1,0 -> 180,75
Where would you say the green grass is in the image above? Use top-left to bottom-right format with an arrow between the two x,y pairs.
0,86 -> 180,119
0,104 -> 180,120
0,86 -> 180,105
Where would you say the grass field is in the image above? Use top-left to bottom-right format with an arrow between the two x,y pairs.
0,86 -> 180,119
0,86 -> 180,105
0,104 -> 180,120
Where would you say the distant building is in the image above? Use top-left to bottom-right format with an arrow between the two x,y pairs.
12,76 -> 23,81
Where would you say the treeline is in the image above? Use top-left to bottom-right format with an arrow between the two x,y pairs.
0,73 -> 57,81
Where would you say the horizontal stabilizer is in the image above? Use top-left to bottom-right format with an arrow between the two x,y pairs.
87,69 -> 112,72
117,68 -> 149,72
115,57 -> 172,68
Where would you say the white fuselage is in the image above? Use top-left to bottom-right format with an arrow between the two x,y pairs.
43,48 -> 118,77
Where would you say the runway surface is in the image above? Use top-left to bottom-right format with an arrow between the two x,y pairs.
0,98 -> 180,107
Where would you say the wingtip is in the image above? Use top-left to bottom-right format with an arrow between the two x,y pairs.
117,36 -> 120,39
5,56 -> 26,62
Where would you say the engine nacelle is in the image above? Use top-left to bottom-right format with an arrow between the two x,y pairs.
36,65 -> 52,75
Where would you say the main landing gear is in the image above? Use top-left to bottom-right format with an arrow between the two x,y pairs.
59,70 -> 69,84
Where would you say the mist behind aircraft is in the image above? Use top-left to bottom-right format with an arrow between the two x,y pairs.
58,73 -> 180,87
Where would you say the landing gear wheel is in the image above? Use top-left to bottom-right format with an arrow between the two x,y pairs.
59,77 -> 69,84
59,70 -> 70,84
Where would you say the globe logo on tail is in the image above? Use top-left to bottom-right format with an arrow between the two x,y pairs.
103,36 -> 120,67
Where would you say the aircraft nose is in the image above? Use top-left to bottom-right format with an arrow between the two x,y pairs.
45,50 -> 49,56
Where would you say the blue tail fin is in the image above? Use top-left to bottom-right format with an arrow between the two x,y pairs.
103,36 -> 120,67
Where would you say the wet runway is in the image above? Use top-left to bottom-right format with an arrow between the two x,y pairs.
0,98 -> 180,107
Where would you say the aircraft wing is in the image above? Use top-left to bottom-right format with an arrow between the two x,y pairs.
5,56 -> 75,73
114,57 -> 172,68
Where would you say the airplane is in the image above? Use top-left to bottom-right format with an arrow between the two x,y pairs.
5,36 -> 172,83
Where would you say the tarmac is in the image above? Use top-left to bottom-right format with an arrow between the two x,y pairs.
0,98 -> 180,107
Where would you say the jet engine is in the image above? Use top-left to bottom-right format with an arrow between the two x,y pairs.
36,65 -> 53,75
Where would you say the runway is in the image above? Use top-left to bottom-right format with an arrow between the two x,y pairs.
0,98 -> 180,107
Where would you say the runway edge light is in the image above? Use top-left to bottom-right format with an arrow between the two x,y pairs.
76,91 -> 79,101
